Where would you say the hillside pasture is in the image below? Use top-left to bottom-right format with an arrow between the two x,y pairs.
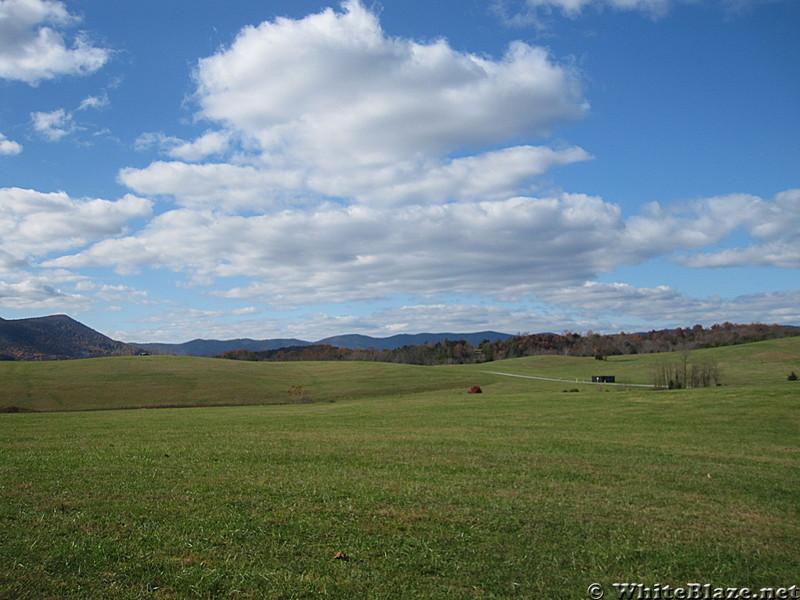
0,338 -> 798,599
0,355 -> 477,413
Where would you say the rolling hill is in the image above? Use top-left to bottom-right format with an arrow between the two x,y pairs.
0,314 -> 142,361
1,335 -> 797,412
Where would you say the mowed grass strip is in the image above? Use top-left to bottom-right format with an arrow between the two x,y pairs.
1,370 -> 798,598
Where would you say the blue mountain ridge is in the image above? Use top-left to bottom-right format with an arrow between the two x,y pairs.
135,331 -> 513,356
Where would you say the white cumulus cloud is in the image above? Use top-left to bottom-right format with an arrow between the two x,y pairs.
48,186 -> 800,311
28,0 -> 793,335
134,131 -> 231,163
0,187 -> 152,310
168,131 -> 231,162
0,132 -> 23,155
493,0 -> 781,25
539,281 -> 800,326
670,189 -> 800,269
30,108 -> 75,141
118,161 -> 304,211
45,193 -> 625,302
119,1 -> 590,214
492,0 -> 754,24
0,0 -> 109,85
78,92 -> 110,111
188,0 -> 587,198
0,187 -> 152,268
0,278 -> 87,309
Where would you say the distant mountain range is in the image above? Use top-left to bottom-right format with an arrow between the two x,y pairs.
0,314 -> 143,361
135,331 -> 514,356
0,313 -> 513,360
3,314 -> 799,363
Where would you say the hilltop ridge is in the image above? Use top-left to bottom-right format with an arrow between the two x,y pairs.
136,330 -> 514,356
0,315 -> 142,361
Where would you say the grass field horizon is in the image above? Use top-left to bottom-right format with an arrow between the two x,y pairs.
2,336 -> 799,413
1,338 -> 798,598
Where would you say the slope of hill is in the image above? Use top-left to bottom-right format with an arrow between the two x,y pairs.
1,335 -> 797,413
0,354 -> 480,412
0,315 -> 142,361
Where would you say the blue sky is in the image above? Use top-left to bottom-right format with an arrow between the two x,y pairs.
0,0 -> 797,343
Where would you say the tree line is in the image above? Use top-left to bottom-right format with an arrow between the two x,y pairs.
218,322 -> 800,366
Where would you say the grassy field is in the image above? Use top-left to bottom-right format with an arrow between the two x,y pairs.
0,338 -> 798,599
0,356 -> 479,413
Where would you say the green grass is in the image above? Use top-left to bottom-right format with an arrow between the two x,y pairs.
0,356 -> 477,412
0,338 -> 798,598
470,335 -> 800,388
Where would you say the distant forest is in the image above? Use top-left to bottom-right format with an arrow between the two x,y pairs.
219,322 -> 800,366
